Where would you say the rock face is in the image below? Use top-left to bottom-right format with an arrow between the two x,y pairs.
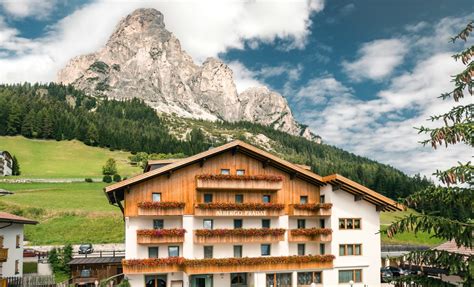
57,8 -> 320,142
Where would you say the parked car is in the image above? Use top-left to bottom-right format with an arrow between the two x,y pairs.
78,243 -> 94,254
23,248 -> 36,257
381,269 -> 393,283
381,266 -> 401,277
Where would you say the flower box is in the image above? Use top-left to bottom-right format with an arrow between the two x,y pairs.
137,201 -> 185,216
288,228 -> 333,242
136,229 -> 186,244
196,174 -> 283,190
194,228 -> 285,243
122,257 -> 183,274
289,203 -> 332,216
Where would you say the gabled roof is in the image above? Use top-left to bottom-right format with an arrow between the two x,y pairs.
104,140 -> 403,211
144,159 -> 181,172
322,174 -> 404,211
0,212 -> 38,225
434,240 -> 473,256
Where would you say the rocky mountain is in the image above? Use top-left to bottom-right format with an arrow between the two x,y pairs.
57,8 -> 320,142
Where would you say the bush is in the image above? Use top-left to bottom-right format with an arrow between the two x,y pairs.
84,178 -> 93,183
113,174 -> 121,182
102,175 -> 112,183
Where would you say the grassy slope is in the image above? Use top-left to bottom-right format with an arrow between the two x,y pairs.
0,136 -> 141,178
0,182 -> 123,245
380,210 -> 443,246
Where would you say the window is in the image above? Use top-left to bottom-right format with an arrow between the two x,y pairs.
168,246 -> 179,257
297,244 -> 305,256
319,218 -> 325,228
319,243 -> 325,255
300,195 -> 308,204
266,273 -> 291,287
16,235 -> 20,248
262,219 -> 271,228
148,247 -> 159,258
231,273 -> 247,286
234,219 -> 243,229
297,219 -> 306,229
221,169 -> 230,175
152,193 -> 161,202
15,260 -> 19,275
339,244 -> 362,256
297,271 -> 322,285
153,219 -> 164,229
235,194 -> 244,203
203,219 -> 213,230
233,245 -> 243,258
339,269 -> 362,283
204,193 -> 213,203
262,195 -> 271,203
261,244 -> 271,256
319,195 -> 325,203
236,169 -> 245,176
204,246 -> 213,258
339,218 -> 362,230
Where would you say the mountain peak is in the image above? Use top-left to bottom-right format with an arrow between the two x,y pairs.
57,9 -> 320,142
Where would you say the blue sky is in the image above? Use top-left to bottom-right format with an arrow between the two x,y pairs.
0,0 -> 472,177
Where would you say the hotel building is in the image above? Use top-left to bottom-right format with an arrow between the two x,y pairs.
105,140 -> 403,287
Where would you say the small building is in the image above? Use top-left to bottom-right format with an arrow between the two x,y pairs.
0,151 -> 13,176
68,252 -> 124,286
0,212 -> 38,277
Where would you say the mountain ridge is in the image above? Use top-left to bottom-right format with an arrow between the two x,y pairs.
57,8 -> 320,142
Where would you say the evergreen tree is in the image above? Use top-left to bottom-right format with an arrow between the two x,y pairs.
387,22 -> 473,286
6,103 -> 21,135
12,155 -> 20,176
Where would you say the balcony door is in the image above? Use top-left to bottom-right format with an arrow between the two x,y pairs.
191,274 -> 213,287
266,273 -> 291,287
145,274 -> 167,287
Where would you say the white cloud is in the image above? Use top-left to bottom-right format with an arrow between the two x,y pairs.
227,61 -> 265,93
294,74 -> 353,105
342,39 -> 408,81
0,0 -> 57,19
0,0 -> 324,83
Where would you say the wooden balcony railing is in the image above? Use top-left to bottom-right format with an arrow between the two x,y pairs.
194,228 -> 285,244
136,229 -> 185,244
137,201 -> 185,216
195,203 -> 284,217
123,255 -> 334,275
288,228 -> 333,242
289,203 -> 332,217
0,248 -> 8,262
196,174 -> 283,191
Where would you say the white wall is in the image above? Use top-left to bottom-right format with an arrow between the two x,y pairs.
0,223 -> 24,277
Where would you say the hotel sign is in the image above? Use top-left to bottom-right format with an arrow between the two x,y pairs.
215,210 -> 268,216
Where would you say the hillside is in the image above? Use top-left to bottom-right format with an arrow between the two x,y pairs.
0,136 -> 142,178
0,83 -> 431,199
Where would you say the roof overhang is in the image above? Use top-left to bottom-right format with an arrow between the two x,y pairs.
0,212 -> 38,225
322,174 -> 405,211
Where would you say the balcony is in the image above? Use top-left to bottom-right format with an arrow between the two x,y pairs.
136,229 -> 185,244
196,174 -> 283,191
137,201 -> 185,216
194,203 -> 284,217
194,228 -> 285,244
289,203 -> 332,217
123,255 -> 334,275
0,248 -> 7,262
288,228 -> 332,242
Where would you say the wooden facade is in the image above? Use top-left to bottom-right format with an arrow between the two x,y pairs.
193,232 -> 285,244
288,205 -> 332,217
288,233 -> 332,243
124,151 -> 321,217
137,234 -> 184,244
137,207 -> 184,216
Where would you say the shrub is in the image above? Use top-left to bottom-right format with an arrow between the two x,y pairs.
102,175 -> 112,183
84,178 -> 93,183
113,174 -> 121,182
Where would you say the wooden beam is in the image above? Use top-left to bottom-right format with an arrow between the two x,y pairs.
262,159 -> 271,169
354,194 -> 365,201
167,170 -> 173,179
199,158 -> 207,167
231,146 -> 239,156
332,183 -> 341,192
376,205 -> 385,212
290,172 -> 297,180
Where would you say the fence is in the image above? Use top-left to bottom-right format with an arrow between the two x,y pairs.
0,275 -> 55,287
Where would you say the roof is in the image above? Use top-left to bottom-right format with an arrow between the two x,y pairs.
0,212 -> 38,225
68,256 -> 124,265
0,151 -> 12,159
434,240 -> 473,256
322,174 -> 404,211
105,140 -> 403,211
144,159 -> 181,172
